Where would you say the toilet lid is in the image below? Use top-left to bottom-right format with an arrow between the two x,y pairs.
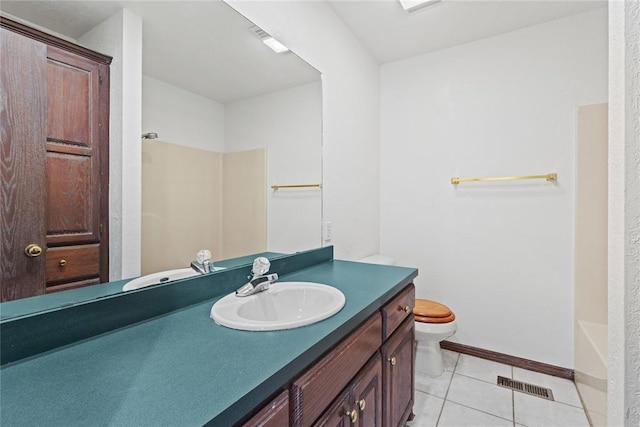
414,299 -> 455,323
415,313 -> 456,323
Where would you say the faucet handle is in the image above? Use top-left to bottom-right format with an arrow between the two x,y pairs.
196,249 -> 212,264
252,257 -> 270,276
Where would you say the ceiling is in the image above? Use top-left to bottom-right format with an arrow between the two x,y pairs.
0,1 -> 607,101
0,1 -> 321,103
327,0 -> 607,64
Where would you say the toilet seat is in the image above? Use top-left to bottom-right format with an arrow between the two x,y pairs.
414,299 -> 455,323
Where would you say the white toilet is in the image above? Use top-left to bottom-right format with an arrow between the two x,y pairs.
356,254 -> 458,377
413,299 -> 457,377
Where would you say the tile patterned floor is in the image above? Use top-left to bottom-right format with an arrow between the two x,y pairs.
407,350 -> 591,427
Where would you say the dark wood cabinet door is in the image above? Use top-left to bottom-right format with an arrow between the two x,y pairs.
291,314 -> 382,427
0,27 -> 48,301
314,353 -> 382,427
313,387 -> 354,427
353,353 -> 382,427
382,316 -> 415,427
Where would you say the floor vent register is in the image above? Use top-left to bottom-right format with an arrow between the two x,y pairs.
497,376 -> 555,401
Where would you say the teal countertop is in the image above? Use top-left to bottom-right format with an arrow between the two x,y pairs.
0,255 -> 417,426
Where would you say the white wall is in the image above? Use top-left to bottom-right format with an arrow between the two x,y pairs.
380,9 -> 607,368
142,75 -> 225,152
225,82 -> 322,253
142,78 -> 321,254
79,9 -> 142,281
226,0 -> 381,260
608,1 -> 640,425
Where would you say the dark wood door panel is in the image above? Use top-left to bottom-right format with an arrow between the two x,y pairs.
46,48 -> 97,147
46,152 -> 98,243
0,28 -> 47,302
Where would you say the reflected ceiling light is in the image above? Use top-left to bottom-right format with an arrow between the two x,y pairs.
398,0 -> 442,12
250,25 -> 289,53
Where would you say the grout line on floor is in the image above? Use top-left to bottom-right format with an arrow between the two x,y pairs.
453,370 -> 511,386
434,362 -> 456,426
443,399 -> 516,425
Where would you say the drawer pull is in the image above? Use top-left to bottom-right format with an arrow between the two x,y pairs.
402,305 -> 411,313
59,260 -> 67,267
358,398 -> 366,411
388,356 -> 397,366
345,409 -> 358,423
24,244 -> 43,257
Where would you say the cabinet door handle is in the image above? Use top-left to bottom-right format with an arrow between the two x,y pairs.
401,305 -> 412,313
388,356 -> 397,366
358,398 -> 366,411
345,409 -> 358,423
59,259 -> 67,267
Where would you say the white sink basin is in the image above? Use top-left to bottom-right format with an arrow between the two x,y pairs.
210,282 -> 345,331
122,266 -> 225,291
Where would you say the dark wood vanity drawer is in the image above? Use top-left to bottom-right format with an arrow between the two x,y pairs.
45,243 -> 100,284
381,284 -> 415,340
291,312 -> 382,427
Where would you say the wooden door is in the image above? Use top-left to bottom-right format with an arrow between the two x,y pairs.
0,18 -> 110,301
0,27 -> 48,301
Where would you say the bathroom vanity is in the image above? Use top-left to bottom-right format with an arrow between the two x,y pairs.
244,283 -> 415,427
0,247 -> 417,426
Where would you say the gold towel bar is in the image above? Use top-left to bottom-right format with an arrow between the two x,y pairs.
451,173 -> 557,185
271,183 -> 323,190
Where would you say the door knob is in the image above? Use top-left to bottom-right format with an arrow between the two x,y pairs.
24,244 -> 43,257
388,356 -> 397,366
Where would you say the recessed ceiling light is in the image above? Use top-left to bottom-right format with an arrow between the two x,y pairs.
398,0 -> 442,13
250,25 -> 289,53
261,37 -> 289,54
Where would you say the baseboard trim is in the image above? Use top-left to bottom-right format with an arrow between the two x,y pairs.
440,341 -> 574,380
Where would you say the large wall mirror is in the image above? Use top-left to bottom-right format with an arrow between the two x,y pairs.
0,1 -> 322,305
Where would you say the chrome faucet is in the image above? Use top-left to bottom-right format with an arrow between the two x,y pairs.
191,249 -> 215,274
236,257 -> 278,297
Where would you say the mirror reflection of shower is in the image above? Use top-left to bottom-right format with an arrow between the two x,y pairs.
142,132 -> 158,140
